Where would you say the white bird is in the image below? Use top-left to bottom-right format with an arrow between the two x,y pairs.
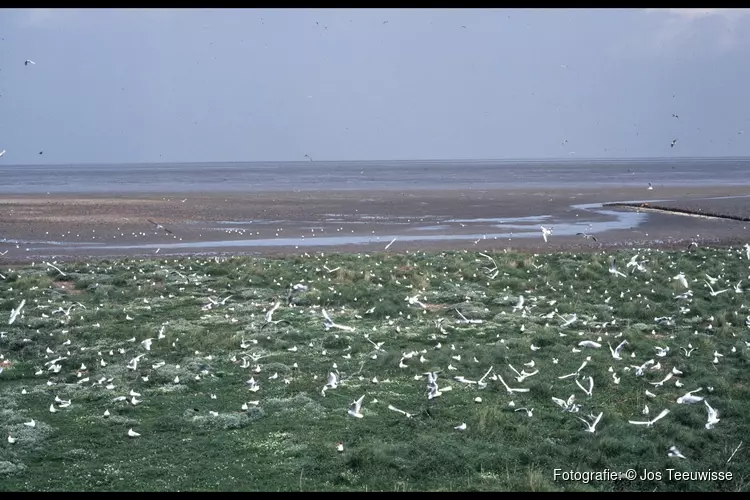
0,150 -> 5,157
540,226 -> 552,243
577,412 -> 603,433
705,280 -> 729,297
649,372 -> 673,387
23,419 -> 36,428
8,434 -> 16,444
673,272 -> 689,289
677,388 -> 704,404
9,299 -> 26,325
128,428 -> 140,438
141,338 -> 154,351
575,376 -> 594,397
454,423 -> 467,431
704,400 -> 720,429
321,371 -> 339,396
609,340 -> 628,360
515,407 -> 533,417
103,409 -> 110,417
551,394 -> 580,413
668,445 -> 687,459
497,375 -> 530,394
49,404 -> 57,413
387,404 -> 414,418
25,60 -> 36,66
348,395 -> 365,418
628,408 -> 670,427
578,340 -> 601,349
609,258 -> 626,278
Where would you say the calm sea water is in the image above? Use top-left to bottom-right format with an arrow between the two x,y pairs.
0,158 -> 748,194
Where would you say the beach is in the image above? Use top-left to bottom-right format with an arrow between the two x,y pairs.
1,184 -> 749,263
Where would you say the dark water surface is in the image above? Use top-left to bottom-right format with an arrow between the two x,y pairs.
1,157 -> 748,194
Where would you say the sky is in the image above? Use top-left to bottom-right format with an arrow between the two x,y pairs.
2,8 -> 750,165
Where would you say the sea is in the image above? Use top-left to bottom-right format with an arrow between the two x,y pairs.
0,157 -> 749,194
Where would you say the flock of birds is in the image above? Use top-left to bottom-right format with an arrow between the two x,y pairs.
0,241 -> 748,480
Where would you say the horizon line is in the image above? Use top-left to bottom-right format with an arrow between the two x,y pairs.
1,155 -> 749,168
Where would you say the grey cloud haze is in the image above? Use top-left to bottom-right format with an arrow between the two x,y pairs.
1,8 -> 750,164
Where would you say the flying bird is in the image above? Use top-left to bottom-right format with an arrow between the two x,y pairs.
704,400 -> 720,429
671,139 -> 677,148
348,395 -> 365,418
25,60 -> 35,66
628,408 -> 670,427
577,412 -> 603,433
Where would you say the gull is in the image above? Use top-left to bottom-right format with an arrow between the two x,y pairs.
609,258 -> 626,278
337,442 -> 344,452
454,423 -> 467,431
676,388 -> 704,404
384,238 -> 397,251
578,340 -> 601,349
557,313 -> 577,328
631,359 -> 655,377
577,412 -> 603,433
24,419 -> 36,428
629,408 -> 670,427
512,295 -> 524,312
304,154 -> 313,162
406,294 -> 427,309
454,308 -> 483,324
705,273 -> 719,285
141,338 -> 154,351
497,375 -> 530,394
704,400 -> 720,429
673,272 -> 689,289
654,346 -> 669,357
477,366 -> 494,388
681,344 -> 695,357
322,309 -> 355,332
515,408 -> 533,417
671,138 -> 677,148
25,59 -> 35,66
668,446 -> 687,459
576,231 -> 597,242
705,280 -> 729,297
575,376 -> 594,396
49,404 -> 57,413
551,394 -> 580,413
387,404 -> 414,418
649,373 -> 673,387
8,299 -> 26,325
643,405 -> 649,415
323,265 -> 340,273
8,435 -> 16,444
428,384 -> 443,400
348,395 -> 365,418
734,281 -> 743,293
608,340 -> 628,360
103,409 -> 110,417
0,150 -> 5,157
128,428 -> 140,438
540,226 -> 552,243
147,219 -> 173,234
321,371 -> 339,396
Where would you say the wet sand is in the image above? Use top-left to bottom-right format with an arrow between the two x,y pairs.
1,185 -> 749,263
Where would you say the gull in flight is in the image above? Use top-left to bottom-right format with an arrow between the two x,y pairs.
575,376 -> 594,396
322,309 -> 355,332
705,280 -> 729,297
147,218 -> 173,234
348,395 -> 365,418
676,388 -> 704,404
0,150 -> 5,157
497,375 -> 530,394
628,408 -> 670,427
609,258 -> 626,278
540,226 -> 552,243
649,372 -> 673,388
704,400 -> 720,429
387,404 -> 415,418
25,59 -> 36,66
304,154 -> 313,162
8,299 -> 26,325
680,344 -> 695,357
577,412 -> 603,433
262,301 -> 290,329
608,340 -> 628,360
557,313 -> 577,328
321,371 -> 339,396
673,272 -> 689,289
551,394 -> 580,413
668,446 -> 687,459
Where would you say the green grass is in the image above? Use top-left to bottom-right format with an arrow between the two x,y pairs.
1,247 -> 749,491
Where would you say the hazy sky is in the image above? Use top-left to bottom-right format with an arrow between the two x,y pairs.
2,8 -> 750,165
